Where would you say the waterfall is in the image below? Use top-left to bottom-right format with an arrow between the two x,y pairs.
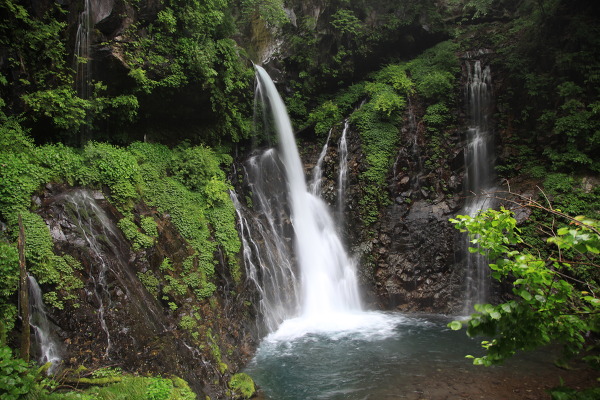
75,0 -> 92,102
59,190 -> 166,357
74,0 -> 92,144
28,276 -> 62,373
64,190 -> 115,355
240,66 -> 362,336
230,161 -> 301,334
462,58 -> 496,313
337,120 -> 349,217
309,129 -> 331,196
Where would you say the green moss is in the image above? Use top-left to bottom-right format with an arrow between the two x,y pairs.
350,102 -> 399,225
17,212 -> 83,310
133,142 -> 241,293
228,373 -> 256,399
305,40 -> 459,226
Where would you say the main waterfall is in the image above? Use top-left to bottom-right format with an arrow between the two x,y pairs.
252,66 -> 362,334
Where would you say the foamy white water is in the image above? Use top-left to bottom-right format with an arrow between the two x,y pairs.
265,311 -> 409,342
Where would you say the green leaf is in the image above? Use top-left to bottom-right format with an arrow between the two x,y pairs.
519,290 -> 532,301
448,320 -> 463,330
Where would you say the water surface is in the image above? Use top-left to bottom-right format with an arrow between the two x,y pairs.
246,313 -> 567,400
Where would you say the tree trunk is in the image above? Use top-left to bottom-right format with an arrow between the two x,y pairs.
18,214 -> 30,362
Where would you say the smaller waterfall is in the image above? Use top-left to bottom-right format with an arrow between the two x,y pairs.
74,0 -> 114,101
309,130 -> 331,196
74,0 -> 92,102
56,190 -> 167,357
28,276 -> 62,373
462,59 -> 496,313
74,0 -> 93,144
337,120 -> 349,217
64,191 -> 115,355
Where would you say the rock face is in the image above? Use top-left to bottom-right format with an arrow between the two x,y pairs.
36,185 -> 256,398
370,199 -> 464,312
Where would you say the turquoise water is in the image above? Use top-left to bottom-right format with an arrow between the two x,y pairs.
245,313 -> 557,400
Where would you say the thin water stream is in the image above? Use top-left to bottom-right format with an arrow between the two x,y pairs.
28,275 -> 62,373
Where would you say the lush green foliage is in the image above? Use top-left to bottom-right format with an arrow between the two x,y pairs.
0,0 -> 255,145
237,0 -> 288,27
123,0 -> 254,143
0,186 -> 85,311
280,0 -> 446,125
24,375 -> 198,400
449,208 -> 600,367
0,243 -> 19,338
118,216 -> 156,251
0,2 -> 142,143
306,41 -> 459,225
146,377 -> 174,400
0,345 -> 36,400
490,0 -> 600,176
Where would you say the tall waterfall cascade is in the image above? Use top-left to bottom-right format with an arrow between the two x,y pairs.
28,275 -> 62,373
462,58 -> 496,313
234,66 -> 387,340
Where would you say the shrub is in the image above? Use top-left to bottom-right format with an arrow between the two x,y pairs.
83,142 -> 141,207
146,377 -> 173,400
171,145 -> 226,193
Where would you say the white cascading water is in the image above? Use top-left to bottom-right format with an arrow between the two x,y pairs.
65,191 -> 115,355
28,275 -> 62,373
462,59 -> 496,313
337,119 -> 349,218
74,0 -> 92,103
75,0 -> 114,99
59,190 -> 166,356
309,129 -> 331,196
240,66 -> 384,337
230,178 -> 301,334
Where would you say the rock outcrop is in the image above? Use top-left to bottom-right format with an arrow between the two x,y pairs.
35,184 -> 256,398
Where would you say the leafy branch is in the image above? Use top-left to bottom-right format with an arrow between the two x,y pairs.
448,190 -> 600,367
